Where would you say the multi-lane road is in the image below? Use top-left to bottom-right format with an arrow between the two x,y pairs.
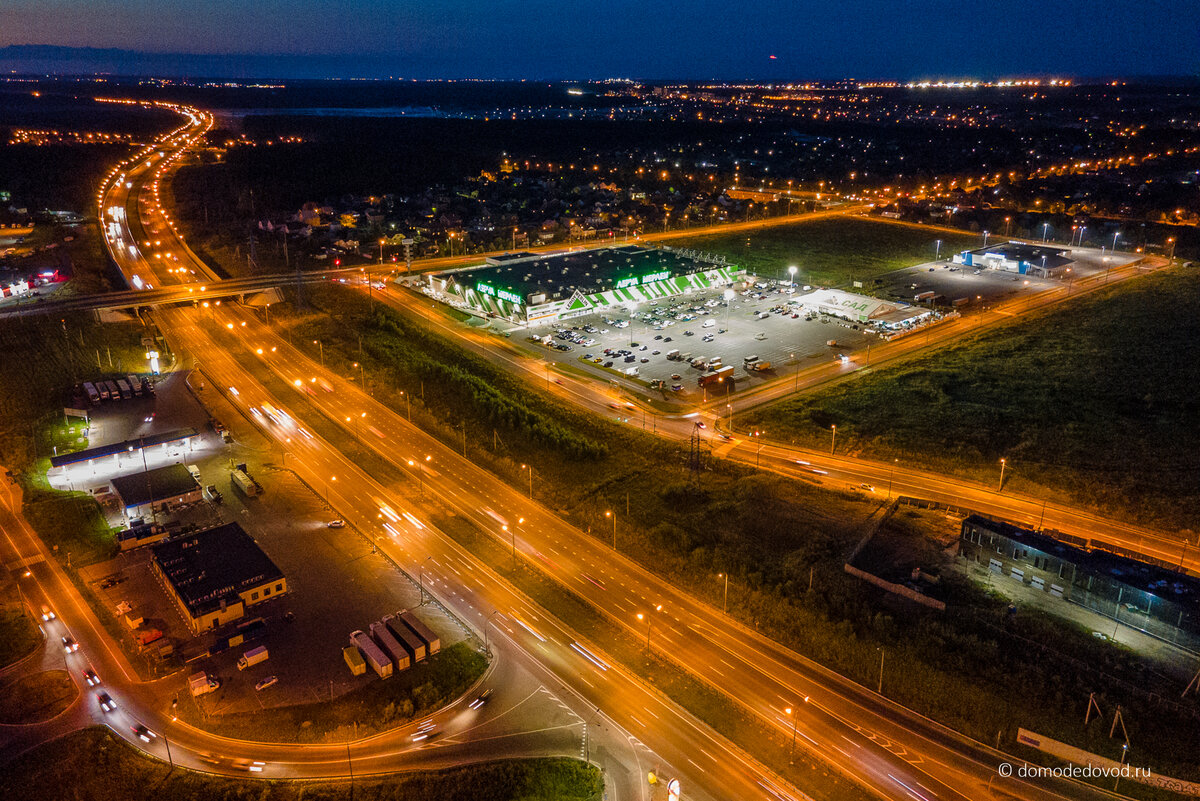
7,96 -> 1158,801
80,98 -> 809,801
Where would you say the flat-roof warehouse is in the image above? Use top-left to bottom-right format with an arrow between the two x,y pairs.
954,242 -> 1072,277
151,522 -> 287,634
110,463 -> 202,520
425,245 -> 742,325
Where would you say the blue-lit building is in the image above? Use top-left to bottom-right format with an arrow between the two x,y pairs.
959,515 -> 1200,639
953,242 -> 1072,277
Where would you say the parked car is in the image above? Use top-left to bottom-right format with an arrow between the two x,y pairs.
255,675 -> 279,692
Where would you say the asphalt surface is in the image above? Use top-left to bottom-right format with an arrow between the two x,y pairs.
9,96 -> 1166,801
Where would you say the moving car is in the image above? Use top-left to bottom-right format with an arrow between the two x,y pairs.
62,635 -> 79,653
98,692 -> 116,712
40,605 -> 55,621
133,724 -> 156,742
83,668 -> 100,686
327,520 -> 345,529
468,689 -> 493,710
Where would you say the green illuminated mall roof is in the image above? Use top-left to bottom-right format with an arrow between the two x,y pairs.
437,245 -> 725,301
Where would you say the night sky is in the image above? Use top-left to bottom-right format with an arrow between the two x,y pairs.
1,0 -> 1197,79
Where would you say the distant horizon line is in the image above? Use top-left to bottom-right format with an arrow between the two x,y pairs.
2,43 -> 1196,85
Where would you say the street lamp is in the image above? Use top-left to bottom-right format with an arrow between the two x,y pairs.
830,424 -> 837,456
313,339 -> 324,367
484,610 -> 501,655
636,604 -> 662,653
520,463 -> 533,498
998,458 -> 1007,492
418,555 -> 434,604
378,238 -> 385,265
934,239 -> 942,262
1004,216 -> 1012,237
1042,222 -> 1050,243
410,455 -> 430,494
326,475 -> 336,503
1111,231 -> 1120,252
982,230 -> 989,249
887,458 -> 898,499
877,648 -> 885,694
784,705 -> 799,764
605,510 -> 616,549
717,572 -> 729,614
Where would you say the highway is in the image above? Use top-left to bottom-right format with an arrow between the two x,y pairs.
76,96 -> 809,801
21,96 -> 1150,801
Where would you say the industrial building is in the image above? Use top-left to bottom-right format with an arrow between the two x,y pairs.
109,463 -> 202,521
795,288 -> 931,329
959,515 -> 1200,640
424,245 -> 741,325
151,522 -> 287,634
953,242 -> 1073,277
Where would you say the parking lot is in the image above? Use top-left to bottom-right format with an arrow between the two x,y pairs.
515,245 -> 1141,402
76,370 -> 465,711
522,280 -> 874,401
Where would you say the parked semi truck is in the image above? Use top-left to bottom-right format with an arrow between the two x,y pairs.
697,365 -> 735,388
189,671 -> 220,697
236,645 -> 269,671
350,630 -> 392,678
370,621 -> 411,672
383,614 -> 427,663
231,468 -> 262,497
398,611 -> 441,657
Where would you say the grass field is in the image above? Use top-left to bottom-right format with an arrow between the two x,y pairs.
257,282 -> 1200,782
0,312 -> 161,472
0,670 -> 77,724
667,216 -> 980,287
0,727 -> 603,801
176,643 -> 487,744
744,265 -> 1200,533
0,606 -> 40,669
